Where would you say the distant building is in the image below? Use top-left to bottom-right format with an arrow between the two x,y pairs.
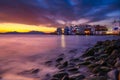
112,18 -> 120,34
69,26 -> 74,35
56,28 -> 62,35
94,25 -> 108,35
61,24 -> 108,35
64,26 -> 69,35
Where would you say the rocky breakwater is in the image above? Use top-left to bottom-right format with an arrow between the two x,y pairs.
82,39 -> 120,80
45,39 -> 120,80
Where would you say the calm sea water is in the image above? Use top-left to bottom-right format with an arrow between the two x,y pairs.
0,35 -> 119,80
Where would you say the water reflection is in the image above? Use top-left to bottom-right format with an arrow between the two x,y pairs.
0,35 -> 119,80
61,35 -> 66,48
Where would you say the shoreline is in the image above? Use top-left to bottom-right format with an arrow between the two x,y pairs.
47,39 -> 120,80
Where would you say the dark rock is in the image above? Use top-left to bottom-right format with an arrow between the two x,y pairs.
85,76 -> 107,80
45,60 -> 53,66
96,59 -> 106,66
107,69 -> 119,80
61,75 -> 69,80
88,63 -> 99,69
52,72 -> 68,80
58,61 -> 68,69
50,78 -> 59,80
58,54 -> 65,57
68,67 -> 79,74
69,74 -> 85,80
82,48 -> 95,57
91,66 -> 100,73
105,45 -> 115,54
79,61 -> 91,65
70,58 -> 80,62
94,41 -> 103,47
100,66 -> 110,73
69,49 -> 78,53
83,56 -> 95,61
19,68 -> 40,75
115,58 -> 120,67
98,54 -> 108,58
31,69 -> 40,74
68,63 -> 76,67
56,57 -> 63,63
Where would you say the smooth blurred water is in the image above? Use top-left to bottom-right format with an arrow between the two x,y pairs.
0,35 -> 119,80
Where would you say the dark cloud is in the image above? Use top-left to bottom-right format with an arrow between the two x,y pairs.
0,0 -> 120,27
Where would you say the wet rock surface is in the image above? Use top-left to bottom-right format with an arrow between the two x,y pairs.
45,39 -> 120,80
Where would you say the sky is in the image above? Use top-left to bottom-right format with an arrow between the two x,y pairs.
0,0 -> 120,33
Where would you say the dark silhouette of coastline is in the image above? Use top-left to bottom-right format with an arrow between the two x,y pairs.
0,31 -> 45,35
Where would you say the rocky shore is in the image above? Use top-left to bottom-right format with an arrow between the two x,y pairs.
45,39 -> 120,80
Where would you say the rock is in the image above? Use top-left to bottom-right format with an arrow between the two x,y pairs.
63,61 -> 68,67
98,54 -> 108,58
88,63 -> 99,69
85,76 -> 107,80
45,60 -> 53,66
94,41 -> 103,47
83,56 -> 95,61
58,54 -> 65,57
44,74 -> 51,80
58,61 -> 68,69
52,72 -> 68,80
100,66 -> 110,72
70,58 -> 80,62
19,68 -> 40,75
68,63 -> 76,67
50,78 -> 59,80
107,69 -> 119,80
79,61 -> 91,65
82,48 -> 95,57
92,66 -> 100,73
103,40 -> 111,46
51,39 -> 120,80
69,74 -> 85,80
56,57 -> 63,63
111,50 -> 119,56
91,66 -> 110,74
61,75 -> 69,80
69,49 -> 78,53
115,58 -> 120,67
105,45 -> 115,55
31,69 -> 40,74
95,59 -> 107,66
67,67 -> 79,74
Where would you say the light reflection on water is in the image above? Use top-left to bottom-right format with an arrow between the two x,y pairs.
0,35 -> 119,80
61,35 -> 66,48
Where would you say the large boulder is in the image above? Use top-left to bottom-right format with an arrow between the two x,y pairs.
52,72 -> 68,80
69,74 -> 85,80
84,76 -> 107,80
107,69 -> 119,80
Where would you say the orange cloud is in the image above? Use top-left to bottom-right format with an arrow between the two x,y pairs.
0,23 -> 56,33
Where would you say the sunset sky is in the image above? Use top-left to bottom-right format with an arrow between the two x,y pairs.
0,0 -> 120,33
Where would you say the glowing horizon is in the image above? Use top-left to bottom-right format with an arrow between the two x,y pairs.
0,23 -> 56,33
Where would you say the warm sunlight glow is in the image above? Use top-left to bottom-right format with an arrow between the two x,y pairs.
0,23 -> 56,33
61,35 -> 66,48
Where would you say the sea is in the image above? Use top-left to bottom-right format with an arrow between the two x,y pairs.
0,34 -> 119,80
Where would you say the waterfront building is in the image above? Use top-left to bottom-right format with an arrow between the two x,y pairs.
61,24 -> 108,35
64,26 -> 69,35
112,18 -> 120,34
94,25 -> 108,35
78,25 -> 86,34
69,26 -> 74,35
56,28 -> 62,35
